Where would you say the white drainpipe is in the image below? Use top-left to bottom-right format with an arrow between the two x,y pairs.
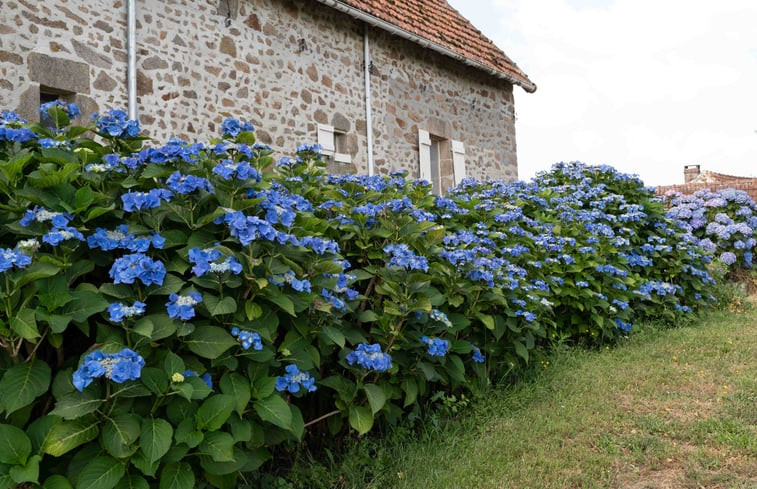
127,0 -> 137,120
364,29 -> 374,176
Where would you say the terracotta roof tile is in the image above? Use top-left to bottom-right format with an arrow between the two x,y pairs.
691,170 -> 757,185
314,0 -> 536,92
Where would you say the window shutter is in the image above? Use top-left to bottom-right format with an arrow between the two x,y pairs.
317,124 -> 335,156
334,152 -> 352,164
418,129 -> 432,182
451,140 -> 466,185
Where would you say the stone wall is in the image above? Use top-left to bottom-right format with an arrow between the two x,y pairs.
369,27 -> 518,181
0,0 -> 519,181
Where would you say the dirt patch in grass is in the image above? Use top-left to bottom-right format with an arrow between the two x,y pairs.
612,387 -> 720,425
617,441 -> 757,489
622,468 -> 685,489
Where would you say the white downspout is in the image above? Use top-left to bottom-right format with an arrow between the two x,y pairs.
127,0 -> 138,120
364,29 -> 374,176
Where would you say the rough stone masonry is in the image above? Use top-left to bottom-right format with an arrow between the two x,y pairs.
0,0 -> 520,182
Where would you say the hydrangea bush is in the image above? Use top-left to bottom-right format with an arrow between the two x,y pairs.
0,103 -> 721,487
664,188 -> 756,271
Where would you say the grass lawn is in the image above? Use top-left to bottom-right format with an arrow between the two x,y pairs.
317,298 -> 756,489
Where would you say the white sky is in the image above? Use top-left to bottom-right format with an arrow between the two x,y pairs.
447,0 -> 757,186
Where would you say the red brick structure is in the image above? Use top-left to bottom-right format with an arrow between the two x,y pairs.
657,165 -> 757,202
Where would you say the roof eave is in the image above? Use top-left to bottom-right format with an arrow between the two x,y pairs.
314,0 -> 537,93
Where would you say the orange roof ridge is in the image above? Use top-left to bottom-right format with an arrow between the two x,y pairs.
314,0 -> 536,92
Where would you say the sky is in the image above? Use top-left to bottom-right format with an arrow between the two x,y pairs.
446,0 -> 757,186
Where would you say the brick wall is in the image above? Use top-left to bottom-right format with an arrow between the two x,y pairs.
657,181 -> 757,203
0,0 -> 519,181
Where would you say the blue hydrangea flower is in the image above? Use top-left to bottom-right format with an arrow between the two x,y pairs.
221,117 -> 254,137
269,270 -> 311,293
0,125 -> 36,143
220,211 -> 286,246
295,143 -> 322,154
421,336 -> 449,357
38,138 -> 69,149
166,292 -> 202,320
212,160 -> 236,179
109,253 -> 166,286
275,364 -> 317,394
430,309 -> 453,328
107,301 -> 146,322
85,155 -> 122,173
276,156 -> 302,169
248,185 -> 314,227
320,289 -> 346,311
40,100 -> 81,120
165,171 -> 214,194
188,247 -> 243,276
614,319 -> 632,332
611,299 -> 629,310
212,159 -> 262,182
346,343 -> 393,371
333,273 -> 359,300
384,243 -> 429,272
72,348 -> 145,391
1,110 -> 22,123
94,109 -> 140,138
19,206 -> 71,227
42,226 -> 85,246
88,225 -> 150,251
297,235 -> 340,255
472,347 -> 485,363
122,188 -> 173,212
720,251 -> 737,265
230,327 -> 263,350
0,248 -> 32,272
138,138 -> 201,164
87,224 -> 132,251
515,310 -> 537,322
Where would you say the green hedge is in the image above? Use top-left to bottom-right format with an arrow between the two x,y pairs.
0,103 -> 717,488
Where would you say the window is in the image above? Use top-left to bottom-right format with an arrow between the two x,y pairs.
418,129 -> 466,195
317,124 -> 352,164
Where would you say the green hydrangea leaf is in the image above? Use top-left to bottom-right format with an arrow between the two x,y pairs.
42,418 -> 99,457
253,395 -> 292,431
158,462 -> 194,489
348,406 -> 373,435
185,326 -> 237,359
139,418 -> 173,464
0,360 -> 51,415
196,395 -> 235,431
75,455 -> 124,489
0,424 -> 31,465
102,414 -> 141,459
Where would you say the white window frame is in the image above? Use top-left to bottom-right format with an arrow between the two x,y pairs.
451,140 -> 466,185
419,128 -> 466,194
418,129 -> 432,183
318,123 -> 351,164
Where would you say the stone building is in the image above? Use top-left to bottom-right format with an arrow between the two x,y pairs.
0,0 -> 535,191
